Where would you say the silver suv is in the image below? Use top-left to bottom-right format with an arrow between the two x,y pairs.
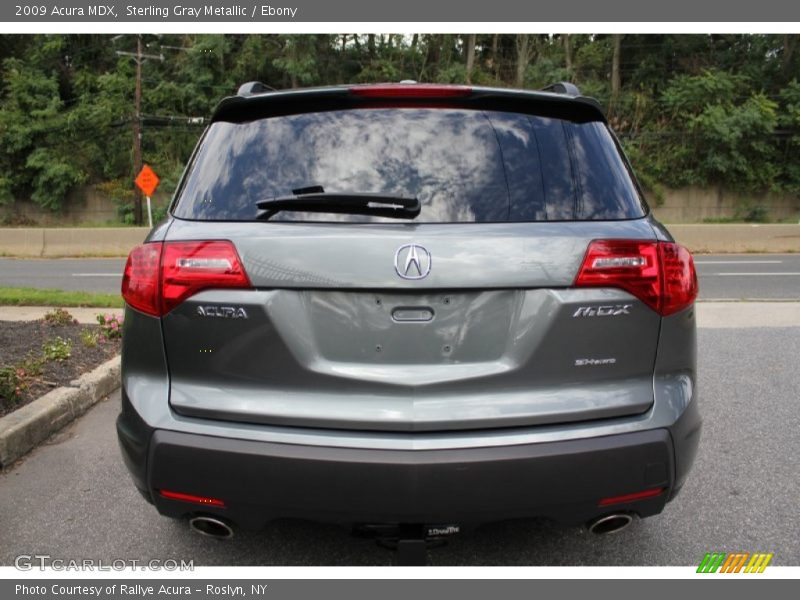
117,82 -> 701,552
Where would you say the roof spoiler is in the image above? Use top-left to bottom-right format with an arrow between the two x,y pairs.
237,80 -> 582,98
237,81 -> 276,96
217,80 -> 604,124
540,82 -> 581,96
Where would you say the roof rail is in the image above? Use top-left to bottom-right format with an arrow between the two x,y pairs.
541,82 -> 581,96
237,81 -> 276,96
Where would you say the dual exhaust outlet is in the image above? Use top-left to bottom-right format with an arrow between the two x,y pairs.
189,515 -> 234,540
587,513 -> 635,535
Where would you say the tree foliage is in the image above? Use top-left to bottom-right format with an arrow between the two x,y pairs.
0,34 -> 798,213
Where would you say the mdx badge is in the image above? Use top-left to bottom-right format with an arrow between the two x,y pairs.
394,244 -> 432,280
197,306 -> 249,319
573,304 -> 632,318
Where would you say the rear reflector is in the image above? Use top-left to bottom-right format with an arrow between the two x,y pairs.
121,240 -> 252,317
598,487 -> 665,507
575,240 -> 698,316
159,489 -> 226,507
350,84 -> 472,98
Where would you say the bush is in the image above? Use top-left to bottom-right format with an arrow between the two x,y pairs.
96,313 -> 123,339
43,307 -> 77,326
0,366 -> 26,405
19,353 -> 44,376
42,337 -> 72,361
80,328 -> 100,348
735,202 -> 770,223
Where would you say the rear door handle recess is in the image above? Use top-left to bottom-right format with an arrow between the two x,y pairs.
391,307 -> 434,322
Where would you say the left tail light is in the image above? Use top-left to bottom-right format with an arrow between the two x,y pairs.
121,241 -> 252,317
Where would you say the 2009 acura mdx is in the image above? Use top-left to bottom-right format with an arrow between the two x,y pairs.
116,82 -> 701,548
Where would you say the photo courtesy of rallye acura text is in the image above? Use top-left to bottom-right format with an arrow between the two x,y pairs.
116,80 -> 701,560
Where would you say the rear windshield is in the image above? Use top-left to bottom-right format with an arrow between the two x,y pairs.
173,108 -> 647,222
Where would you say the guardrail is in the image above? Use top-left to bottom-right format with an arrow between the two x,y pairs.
667,224 -> 800,253
0,224 -> 798,257
0,227 -> 150,257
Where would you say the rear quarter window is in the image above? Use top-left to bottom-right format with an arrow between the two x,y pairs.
173,108 -> 646,223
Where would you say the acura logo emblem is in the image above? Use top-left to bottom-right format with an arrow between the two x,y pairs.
394,244 -> 432,280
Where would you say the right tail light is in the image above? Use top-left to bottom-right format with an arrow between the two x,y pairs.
575,239 -> 698,316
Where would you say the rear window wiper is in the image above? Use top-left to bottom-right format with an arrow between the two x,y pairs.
256,192 -> 421,220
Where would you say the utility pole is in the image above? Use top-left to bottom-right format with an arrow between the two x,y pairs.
116,35 -> 162,225
133,35 -> 143,225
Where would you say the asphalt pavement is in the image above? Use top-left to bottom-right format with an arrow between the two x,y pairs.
0,257 -> 125,293
1,254 -> 799,300
694,254 -> 800,300
0,323 -> 797,566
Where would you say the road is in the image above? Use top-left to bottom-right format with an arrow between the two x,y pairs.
694,254 -> 800,300
0,323 -> 798,566
1,254 -> 799,300
0,258 -> 124,293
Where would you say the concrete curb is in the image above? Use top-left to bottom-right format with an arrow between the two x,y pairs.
0,355 -> 120,468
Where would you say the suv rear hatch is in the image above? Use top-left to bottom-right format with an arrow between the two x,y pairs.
138,85 -> 678,432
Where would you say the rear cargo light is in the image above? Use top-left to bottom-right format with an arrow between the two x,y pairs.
159,489 -> 226,507
350,84 -> 472,98
598,487 -> 665,507
121,240 -> 252,317
575,240 -> 698,316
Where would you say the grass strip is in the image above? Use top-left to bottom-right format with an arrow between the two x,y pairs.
0,287 -> 123,308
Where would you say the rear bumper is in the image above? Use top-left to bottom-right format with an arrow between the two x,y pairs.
117,394 -> 698,528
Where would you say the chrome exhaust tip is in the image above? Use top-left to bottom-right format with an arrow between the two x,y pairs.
587,513 -> 634,535
189,515 -> 234,540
